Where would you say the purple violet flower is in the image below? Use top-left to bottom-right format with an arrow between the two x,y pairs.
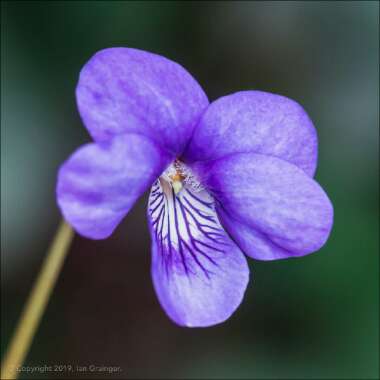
56,48 -> 333,327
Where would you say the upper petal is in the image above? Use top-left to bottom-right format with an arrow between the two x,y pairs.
183,91 -> 318,177
76,47 -> 209,156
148,181 -> 249,327
195,153 -> 333,258
57,133 -> 171,239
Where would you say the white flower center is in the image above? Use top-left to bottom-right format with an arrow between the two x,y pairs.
160,160 -> 204,195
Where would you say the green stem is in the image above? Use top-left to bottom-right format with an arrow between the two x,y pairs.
1,221 -> 74,379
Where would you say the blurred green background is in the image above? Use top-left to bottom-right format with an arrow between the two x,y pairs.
1,1 -> 379,379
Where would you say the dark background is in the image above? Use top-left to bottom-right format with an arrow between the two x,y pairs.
1,1 -> 379,379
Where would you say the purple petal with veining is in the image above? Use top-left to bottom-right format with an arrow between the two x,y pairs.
147,181 -> 249,327
194,153 -> 333,259
217,206 -> 301,261
57,133 -> 171,239
183,91 -> 318,177
76,47 -> 209,156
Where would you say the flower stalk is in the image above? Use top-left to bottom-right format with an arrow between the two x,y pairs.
1,221 -> 73,379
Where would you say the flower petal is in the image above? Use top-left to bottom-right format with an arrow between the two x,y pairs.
148,181 -> 249,327
184,91 -> 318,177
76,47 -> 209,156
57,133 -> 171,239
195,153 -> 333,258
217,206 -> 299,261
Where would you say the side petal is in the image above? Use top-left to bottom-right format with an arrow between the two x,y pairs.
183,91 -> 318,177
195,153 -> 333,259
76,47 -> 209,156
57,133 -> 171,239
148,181 -> 249,327
217,206 -> 301,261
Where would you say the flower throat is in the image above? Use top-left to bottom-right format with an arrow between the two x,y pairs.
160,160 -> 204,195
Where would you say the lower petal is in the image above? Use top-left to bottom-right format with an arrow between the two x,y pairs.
147,181 -> 249,327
